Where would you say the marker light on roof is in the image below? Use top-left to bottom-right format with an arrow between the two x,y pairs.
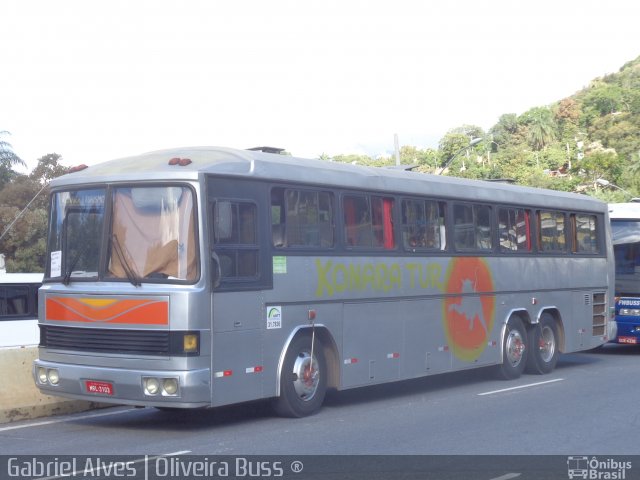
168,157 -> 192,166
67,164 -> 88,173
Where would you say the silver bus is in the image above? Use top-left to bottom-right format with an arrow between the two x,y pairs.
34,147 -> 614,417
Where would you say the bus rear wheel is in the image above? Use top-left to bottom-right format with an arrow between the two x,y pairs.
525,313 -> 559,374
273,334 -> 327,418
498,316 -> 528,380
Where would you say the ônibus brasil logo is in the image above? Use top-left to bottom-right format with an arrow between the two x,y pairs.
443,257 -> 495,362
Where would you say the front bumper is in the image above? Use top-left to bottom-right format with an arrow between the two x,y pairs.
33,359 -> 211,408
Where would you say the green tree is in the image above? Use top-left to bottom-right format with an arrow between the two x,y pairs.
574,144 -> 621,187
438,132 -> 474,169
554,98 -> 581,142
398,146 -> 437,167
0,153 -> 69,272
583,82 -> 625,117
522,107 -> 557,151
628,150 -> 640,176
0,131 -> 26,189
30,153 -> 68,185
0,175 -> 47,272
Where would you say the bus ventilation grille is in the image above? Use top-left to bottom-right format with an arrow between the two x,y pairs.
39,325 -> 171,356
591,292 -> 606,336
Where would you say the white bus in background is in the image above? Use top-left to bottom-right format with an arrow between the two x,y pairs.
0,273 -> 43,348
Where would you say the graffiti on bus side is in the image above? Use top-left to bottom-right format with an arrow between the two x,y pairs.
314,259 -> 444,297
314,257 -> 496,362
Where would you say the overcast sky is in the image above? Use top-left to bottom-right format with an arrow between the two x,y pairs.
2,0 -> 639,172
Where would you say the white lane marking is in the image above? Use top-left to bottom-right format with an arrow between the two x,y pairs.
0,407 -> 137,432
478,378 -> 564,396
490,474 -> 521,480
164,450 -> 192,455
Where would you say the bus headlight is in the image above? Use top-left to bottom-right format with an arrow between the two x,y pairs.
47,369 -> 60,385
37,367 -> 48,384
163,378 -> 179,396
143,377 -> 160,396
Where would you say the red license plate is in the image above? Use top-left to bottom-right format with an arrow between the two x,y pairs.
618,336 -> 638,344
85,380 -> 114,395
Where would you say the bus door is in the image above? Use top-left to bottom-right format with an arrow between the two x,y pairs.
207,177 -> 273,406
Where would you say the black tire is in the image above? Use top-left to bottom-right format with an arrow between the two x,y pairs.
273,334 -> 327,418
525,313 -> 559,374
497,316 -> 528,380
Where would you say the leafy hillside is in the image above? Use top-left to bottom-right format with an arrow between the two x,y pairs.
1,56 -> 639,271
334,55 -> 640,201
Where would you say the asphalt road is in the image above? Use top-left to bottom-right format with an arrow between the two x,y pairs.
1,344 -> 639,478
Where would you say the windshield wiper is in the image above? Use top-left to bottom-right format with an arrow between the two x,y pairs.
63,244 -> 88,285
111,234 -> 141,287
62,254 -> 79,285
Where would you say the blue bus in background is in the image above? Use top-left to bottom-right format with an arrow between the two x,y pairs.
610,202 -> 640,344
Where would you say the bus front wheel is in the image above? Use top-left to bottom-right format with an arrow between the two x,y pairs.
525,313 -> 559,374
273,334 -> 327,418
498,316 -> 528,380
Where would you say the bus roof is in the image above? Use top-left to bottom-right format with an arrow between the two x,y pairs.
52,146 -> 606,212
609,202 -> 640,219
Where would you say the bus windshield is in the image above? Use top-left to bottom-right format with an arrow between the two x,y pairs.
47,186 -> 198,283
611,219 -> 640,296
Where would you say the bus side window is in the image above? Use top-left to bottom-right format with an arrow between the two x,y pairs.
453,203 -> 492,251
213,201 -> 259,279
343,195 -> 394,249
573,214 -> 599,254
343,195 -> 370,247
0,285 -> 29,318
498,207 -> 531,252
538,210 -> 567,252
402,199 -> 445,251
270,188 -> 335,248
271,189 -> 286,247
0,288 -> 6,316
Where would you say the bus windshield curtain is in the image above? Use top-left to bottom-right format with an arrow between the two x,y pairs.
344,198 -> 357,246
383,198 -> 394,249
525,211 -> 531,251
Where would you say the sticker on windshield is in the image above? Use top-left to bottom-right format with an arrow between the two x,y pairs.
51,251 -> 62,277
267,306 -> 282,329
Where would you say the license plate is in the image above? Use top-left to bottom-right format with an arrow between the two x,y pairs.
85,380 -> 114,395
618,336 -> 638,344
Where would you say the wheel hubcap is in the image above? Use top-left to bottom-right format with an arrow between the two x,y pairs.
506,330 -> 525,367
291,350 -> 319,401
538,325 -> 556,363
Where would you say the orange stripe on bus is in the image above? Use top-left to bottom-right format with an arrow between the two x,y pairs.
46,297 -> 169,325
